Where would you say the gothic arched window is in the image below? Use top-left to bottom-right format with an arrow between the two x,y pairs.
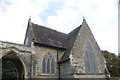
42,52 -> 55,74
84,41 -> 99,73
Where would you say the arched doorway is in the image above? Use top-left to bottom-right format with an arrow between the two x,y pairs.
2,51 -> 25,80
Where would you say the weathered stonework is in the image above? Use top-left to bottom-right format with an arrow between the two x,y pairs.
31,45 -> 65,78
58,19 -> 108,78
0,19 -> 109,79
0,41 -> 31,78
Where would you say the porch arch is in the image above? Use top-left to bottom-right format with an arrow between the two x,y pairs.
1,50 -> 28,79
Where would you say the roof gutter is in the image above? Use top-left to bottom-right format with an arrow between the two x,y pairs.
34,42 -> 67,50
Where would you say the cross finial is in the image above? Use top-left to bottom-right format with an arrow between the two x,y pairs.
83,16 -> 85,20
83,16 -> 85,21
29,16 -> 31,22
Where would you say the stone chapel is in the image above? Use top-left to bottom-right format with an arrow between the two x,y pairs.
0,18 -> 109,79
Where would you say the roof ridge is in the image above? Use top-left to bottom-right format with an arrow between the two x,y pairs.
31,22 -> 67,35
31,22 -> 67,48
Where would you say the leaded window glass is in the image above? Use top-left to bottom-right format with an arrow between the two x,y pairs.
85,41 -> 99,73
42,52 -> 55,74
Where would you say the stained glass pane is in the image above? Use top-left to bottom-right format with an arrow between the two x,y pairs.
47,59 -> 50,73
51,59 -> 55,73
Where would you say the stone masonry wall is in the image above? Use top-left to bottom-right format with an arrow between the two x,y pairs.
0,41 -> 31,78
31,44 -> 65,78
59,20 -> 107,78
69,20 -> 107,78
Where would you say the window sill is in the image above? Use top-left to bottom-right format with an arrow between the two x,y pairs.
41,73 -> 56,75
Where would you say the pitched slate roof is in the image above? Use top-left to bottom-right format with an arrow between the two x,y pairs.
31,23 -> 67,49
59,25 -> 82,62
31,23 -> 82,62
24,18 -> 84,62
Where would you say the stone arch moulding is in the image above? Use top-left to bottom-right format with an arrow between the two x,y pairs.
1,49 -> 28,78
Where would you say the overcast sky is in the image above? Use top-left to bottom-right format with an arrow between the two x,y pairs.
0,0 -> 118,54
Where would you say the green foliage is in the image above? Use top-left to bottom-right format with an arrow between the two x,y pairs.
102,50 -> 120,77
2,61 -> 17,79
